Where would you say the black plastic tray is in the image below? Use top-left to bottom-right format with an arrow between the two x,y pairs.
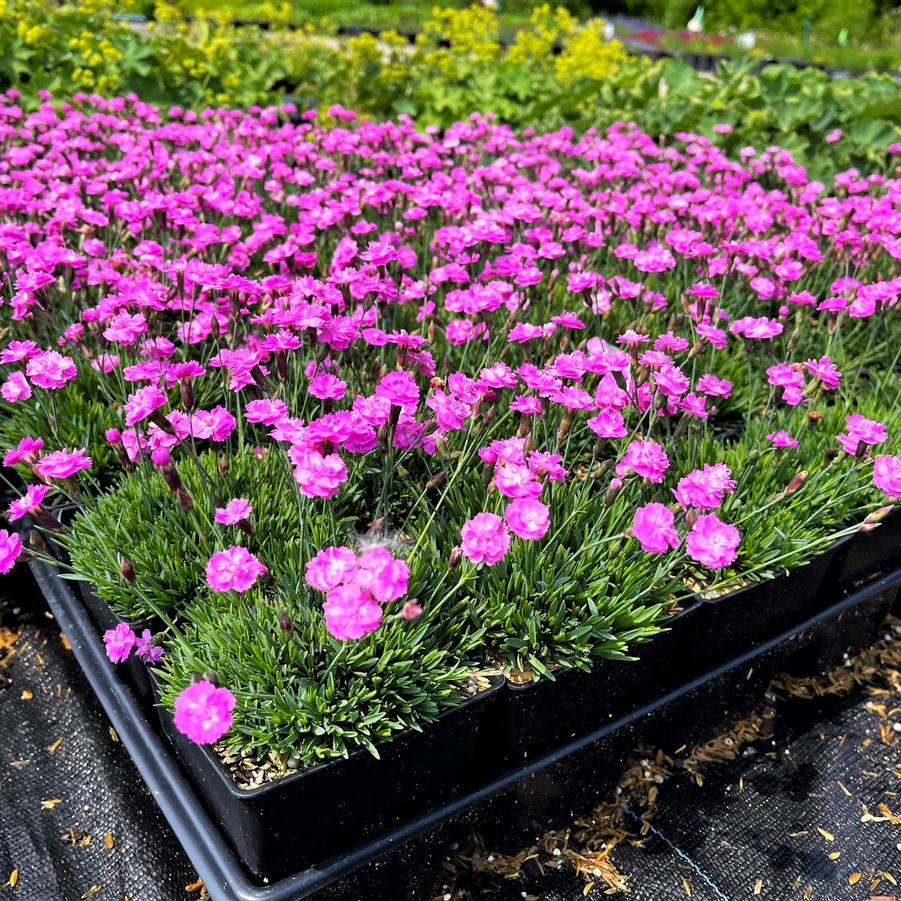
28,557 -> 901,901
152,670 -> 504,881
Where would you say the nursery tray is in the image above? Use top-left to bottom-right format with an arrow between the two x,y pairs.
28,556 -> 901,901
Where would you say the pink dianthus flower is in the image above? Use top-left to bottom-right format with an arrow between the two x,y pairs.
173,680 -> 236,744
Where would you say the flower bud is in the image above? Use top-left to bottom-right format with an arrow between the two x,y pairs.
279,611 -> 293,631
603,477 -> 623,507
219,454 -> 228,475
179,377 -> 195,411
177,487 -> 193,510
151,446 -> 172,468
860,506 -> 894,532
784,471 -> 808,496
807,411 -> 823,426
367,517 -> 384,536
426,471 -> 446,490
685,507 -> 699,529
200,670 -> 220,686
105,428 -> 122,445
448,547 -> 463,569
402,600 -> 423,620
119,557 -> 136,583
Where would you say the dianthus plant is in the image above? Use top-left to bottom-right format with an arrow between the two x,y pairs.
1,95 -> 898,760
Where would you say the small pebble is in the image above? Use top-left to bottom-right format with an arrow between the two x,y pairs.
893,722 -> 901,733
552,847 -> 561,856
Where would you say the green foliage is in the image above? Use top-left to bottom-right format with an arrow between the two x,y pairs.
0,3 -> 897,180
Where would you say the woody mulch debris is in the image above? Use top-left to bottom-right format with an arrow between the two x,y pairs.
437,618 -> 901,900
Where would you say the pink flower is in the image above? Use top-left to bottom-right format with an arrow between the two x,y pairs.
245,399 -> 289,425
837,414 -> 888,455
34,448 -> 92,480
767,430 -> 799,449
632,503 -> 679,554
729,317 -> 783,340
305,546 -> 358,592
685,514 -> 741,569
696,374 -> 732,397
504,498 -> 550,541
205,547 -> 267,593
1,372 -> 31,403
804,356 -> 841,390
460,512 -> 511,565
309,373 -> 347,401
124,385 -> 167,426
293,449 -> 348,499
673,464 -> 736,510
0,529 -> 23,574
134,629 -> 164,664
873,455 -> 901,499
356,547 -> 410,602
615,439 -> 670,484
375,370 -> 419,408
825,128 -> 842,144
7,483 -> 50,521
3,436 -> 43,467
25,351 -> 78,390
494,463 -> 542,499
173,680 -> 236,744
103,622 -> 136,664
323,583 -> 383,640
587,410 -> 628,439
214,498 -> 252,525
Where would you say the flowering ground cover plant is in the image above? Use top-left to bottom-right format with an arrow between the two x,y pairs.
0,93 -> 898,770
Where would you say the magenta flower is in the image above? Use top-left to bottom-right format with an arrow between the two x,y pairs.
33,448 -> 92,480
494,463 -> 542,499
323,583 -> 383,640
25,350 -> 78,389
872,455 -> 901,499
244,399 -> 289,425
729,317 -> 783,340
293,449 -> 348,499
173,680 -> 236,744
615,439 -> 670,484
205,547 -> 267,593
124,385 -> 168,426
356,547 -> 410,602
214,498 -> 252,525
632,503 -> 680,555
673,464 -> 736,511
375,371 -> 420,408
7,483 -> 50,522
103,622 -> 136,664
804,356 -> 841,390
767,430 -> 799,449
587,410 -> 628,439
460,512 -> 511,565
0,530 -> 23,574
685,514 -> 741,570
837,414 -> 888,455
696,374 -> 732,398
305,546 -> 358,592
504,498 -> 550,541
3,436 -> 43,467
308,373 -> 347,401
1,372 -> 31,403
134,629 -> 164,664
